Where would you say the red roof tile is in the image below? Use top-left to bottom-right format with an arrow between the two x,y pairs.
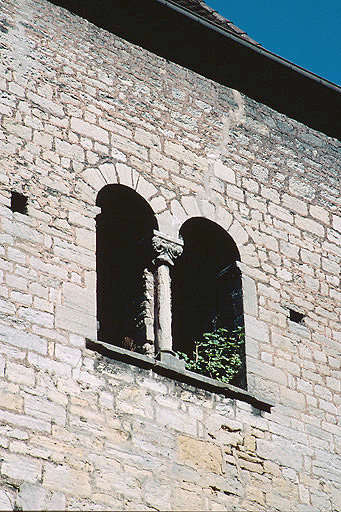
168,0 -> 262,46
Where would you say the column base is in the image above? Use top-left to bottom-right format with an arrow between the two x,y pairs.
156,350 -> 186,370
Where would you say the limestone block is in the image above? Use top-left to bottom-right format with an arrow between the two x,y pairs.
6,361 -> 35,386
252,164 -> 269,182
43,463 -> 91,498
2,218 -> 43,244
68,210 -> 94,229
150,148 -> 180,172
30,257 -> 68,280
216,205 -> 233,231
178,435 -> 222,474
269,204 -> 293,223
111,132 -> 148,160
200,199 -> 215,220
280,386 -> 306,410
181,196 -> 201,218
61,282 -> 95,315
95,470 -> 141,499
150,195 -> 167,213
116,162 -> 132,188
0,490 -> 12,511
116,387 -> 154,419
164,141 -> 208,171
33,130 -> 53,149
28,353 -> 72,380
309,204 -> 329,224
248,357 -> 286,385
75,227 -> 95,251
173,487 -> 202,511
55,138 -> 85,161
135,128 -> 161,149
53,240 -> 95,269
1,453 -> 42,483
244,315 -> 269,343
257,437 -> 303,471
0,324 -> 47,355
289,177 -> 315,200
24,395 -> 66,426
225,183 -> 244,201
71,117 -> 109,143
18,307 -> 54,328
136,175 -> 158,200
0,297 -> 16,315
295,215 -> 325,237
157,210 -> 177,238
213,161 -> 236,183
55,344 -> 81,367
171,199 -> 187,224
249,229 -> 279,251
143,479 -> 172,510
242,275 -> 258,316
327,227 -> 341,246
27,91 -> 64,117
16,482 -> 65,511
82,167 -> 107,193
0,390 -> 23,412
229,220 -> 249,246
332,214 -> 341,233
55,303 -> 96,337
282,193 -> 308,215
10,291 -> 33,306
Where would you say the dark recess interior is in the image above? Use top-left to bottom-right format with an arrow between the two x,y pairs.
172,218 -> 245,386
96,185 -> 157,349
10,191 -> 28,214
289,309 -> 305,324
50,0 -> 340,139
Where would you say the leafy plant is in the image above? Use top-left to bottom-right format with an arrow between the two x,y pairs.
176,326 -> 244,384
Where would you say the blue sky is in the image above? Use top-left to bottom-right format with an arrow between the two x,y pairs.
207,0 -> 341,86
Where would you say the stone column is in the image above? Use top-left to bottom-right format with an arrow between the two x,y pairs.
151,230 -> 184,368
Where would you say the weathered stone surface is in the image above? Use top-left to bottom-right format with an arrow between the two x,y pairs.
43,464 -> 91,497
0,490 -> 12,511
0,0 -> 339,510
16,482 -> 65,511
1,453 -> 42,483
178,435 -> 222,474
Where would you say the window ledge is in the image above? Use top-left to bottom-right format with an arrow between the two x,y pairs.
86,338 -> 274,413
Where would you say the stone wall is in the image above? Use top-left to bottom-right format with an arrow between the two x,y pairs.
0,0 -> 340,509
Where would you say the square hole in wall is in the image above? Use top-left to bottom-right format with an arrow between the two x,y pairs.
289,309 -> 305,324
10,191 -> 28,214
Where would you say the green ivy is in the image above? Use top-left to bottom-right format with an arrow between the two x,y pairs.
176,326 -> 244,384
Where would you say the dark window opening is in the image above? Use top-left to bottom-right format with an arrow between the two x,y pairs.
10,191 -> 28,214
289,309 -> 305,324
96,184 -> 157,351
171,217 -> 246,388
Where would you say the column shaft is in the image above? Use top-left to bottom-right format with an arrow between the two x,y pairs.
155,263 -> 173,353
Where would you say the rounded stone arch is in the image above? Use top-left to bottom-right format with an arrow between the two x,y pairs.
171,215 -> 246,388
78,162 -> 164,212
95,180 -> 159,349
170,195 -> 255,266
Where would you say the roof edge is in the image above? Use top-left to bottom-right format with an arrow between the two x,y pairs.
157,0 -> 341,93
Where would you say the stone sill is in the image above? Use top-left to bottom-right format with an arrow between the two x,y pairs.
86,339 -> 274,413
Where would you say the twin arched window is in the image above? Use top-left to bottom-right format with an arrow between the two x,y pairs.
96,184 -> 245,385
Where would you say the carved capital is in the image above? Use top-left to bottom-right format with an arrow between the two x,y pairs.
151,230 -> 183,266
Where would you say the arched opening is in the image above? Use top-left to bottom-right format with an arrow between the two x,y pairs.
96,184 -> 158,351
172,217 -> 246,387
